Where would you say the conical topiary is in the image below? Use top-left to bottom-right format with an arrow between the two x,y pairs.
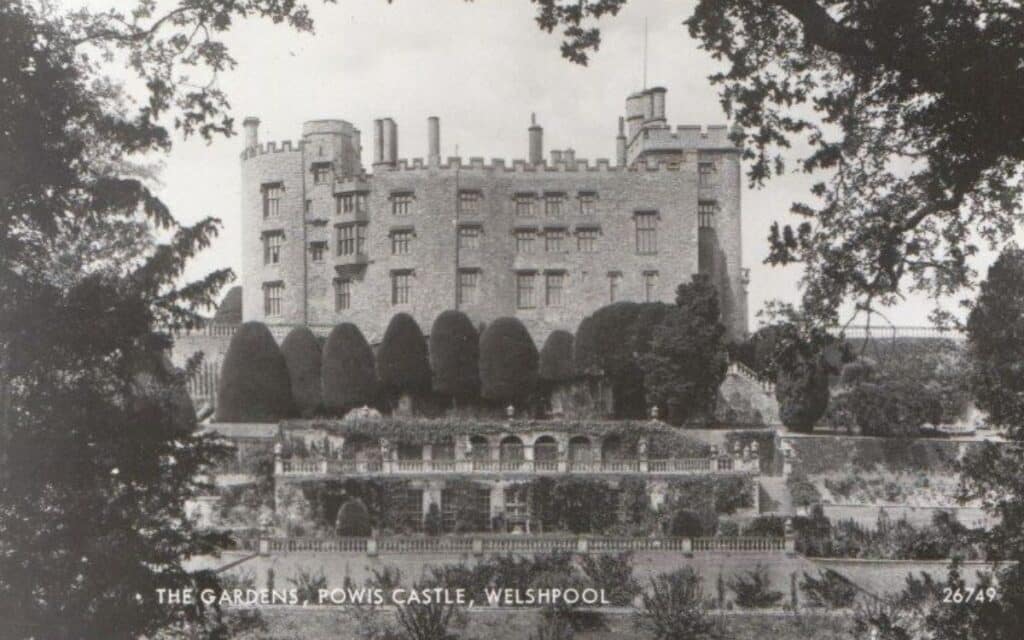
429,309 -> 480,401
479,316 -> 538,404
216,321 -> 295,421
280,326 -> 322,417
377,313 -> 432,398
322,323 -> 378,414
539,329 -> 575,383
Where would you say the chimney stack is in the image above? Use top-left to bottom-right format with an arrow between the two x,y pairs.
563,148 -> 576,165
427,116 -> 440,164
616,117 -> 627,167
550,149 -> 563,164
373,119 -> 384,165
528,113 -> 543,165
243,117 -> 260,149
382,118 -> 398,165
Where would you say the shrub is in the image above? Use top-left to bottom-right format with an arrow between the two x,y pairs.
786,471 -> 822,508
776,358 -> 829,432
213,285 -> 242,324
800,570 -> 858,608
578,553 -> 641,606
728,564 -> 783,609
335,498 -> 371,537
289,567 -> 328,605
840,358 -> 876,387
280,326 -> 322,417
847,381 -> 943,437
529,477 -> 620,534
322,323 -> 378,414
539,329 -> 576,383
742,515 -> 786,537
429,310 -> 479,401
637,568 -> 719,640
668,509 -> 705,537
216,321 -> 295,421
574,302 -> 646,417
479,316 -> 539,405
377,313 -> 432,399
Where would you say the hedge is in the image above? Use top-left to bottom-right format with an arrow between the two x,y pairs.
429,310 -> 480,399
322,323 -> 378,413
479,316 -> 538,404
216,321 -> 295,421
377,313 -> 432,397
786,435 -> 963,475
280,326 -> 322,418
538,329 -> 575,383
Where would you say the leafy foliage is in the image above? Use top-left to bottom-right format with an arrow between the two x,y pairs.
539,329 -> 576,383
667,510 -> 706,538
800,570 -> 858,609
322,323 -> 378,414
213,285 -> 243,324
216,321 -> 295,421
844,381 -> 943,437
728,564 -> 783,609
639,275 -> 728,423
429,310 -> 480,401
281,325 -> 323,418
578,553 -> 640,606
479,316 -> 539,405
637,568 -> 721,640
377,313 -> 432,399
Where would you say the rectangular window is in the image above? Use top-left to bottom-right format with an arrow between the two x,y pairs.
263,231 -> 284,265
391,229 -> 413,255
337,193 -> 368,215
458,190 -> 482,215
304,199 -> 312,215
310,241 -> 326,262
336,222 -> 367,256
458,225 -> 481,250
262,183 -> 283,218
699,161 -> 716,186
457,269 -> 478,305
391,270 -> 412,305
699,201 -> 716,228
263,283 -> 283,316
335,279 -> 351,311
391,192 -> 414,216
395,488 -> 424,532
312,162 -> 332,185
635,211 -> 658,254
544,228 -> 566,253
514,193 -> 538,217
515,229 -> 536,254
643,270 -> 659,302
576,227 -> 599,252
545,272 -> 564,307
516,272 -> 536,309
608,272 -> 622,303
544,192 -> 565,217
578,191 -> 598,215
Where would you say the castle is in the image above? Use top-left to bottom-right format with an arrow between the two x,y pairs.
240,87 -> 748,344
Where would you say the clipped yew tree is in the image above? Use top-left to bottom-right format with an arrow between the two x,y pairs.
212,285 -> 242,324
280,326 -> 322,417
539,330 -> 575,384
216,321 -> 295,421
479,316 -> 539,405
429,310 -> 480,402
377,312 -> 432,398
776,359 -> 830,433
322,323 -> 378,414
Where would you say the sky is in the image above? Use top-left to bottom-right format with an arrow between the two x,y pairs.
77,0 -> 965,328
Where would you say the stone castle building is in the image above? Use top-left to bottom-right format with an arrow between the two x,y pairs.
240,87 -> 748,343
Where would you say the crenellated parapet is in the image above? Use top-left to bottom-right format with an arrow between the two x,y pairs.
240,139 -> 305,160
376,156 -> 686,174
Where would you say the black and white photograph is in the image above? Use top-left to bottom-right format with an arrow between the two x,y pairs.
2,1 -> 1023,638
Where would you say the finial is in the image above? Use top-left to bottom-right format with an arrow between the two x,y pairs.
506,404 -> 515,420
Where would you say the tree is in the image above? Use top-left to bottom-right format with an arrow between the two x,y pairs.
539,329 -> 575,384
215,322 -> 295,421
377,313 -> 432,401
429,310 -> 479,402
776,358 -> 829,433
322,323 -> 378,414
280,326 -> 322,418
335,499 -> 371,537
667,510 -> 705,538
212,285 -> 243,324
639,276 -> 728,423
479,317 -> 539,405
533,0 -> 1024,326
574,302 -> 647,416
0,0 -> 324,635
637,568 -> 721,640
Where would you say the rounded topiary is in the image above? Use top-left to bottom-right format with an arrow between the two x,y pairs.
776,359 -> 830,433
376,313 -> 432,397
322,323 -> 378,414
429,310 -> 480,400
280,326 -> 322,417
573,302 -> 640,377
479,316 -> 539,404
539,330 -> 575,383
335,499 -> 371,537
668,509 -> 705,537
213,285 -> 242,324
215,322 -> 295,421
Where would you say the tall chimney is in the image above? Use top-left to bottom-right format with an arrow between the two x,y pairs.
243,117 -> 260,149
427,116 -> 440,164
373,119 -> 384,165
616,117 -> 627,167
528,113 -> 543,165
382,118 -> 398,165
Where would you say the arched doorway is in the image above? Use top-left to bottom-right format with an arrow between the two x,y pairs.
534,435 -> 558,466
568,435 -> 593,469
499,435 -> 525,470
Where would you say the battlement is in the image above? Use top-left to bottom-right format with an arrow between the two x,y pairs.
375,155 -> 686,175
241,139 -> 305,160
632,124 -> 738,151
